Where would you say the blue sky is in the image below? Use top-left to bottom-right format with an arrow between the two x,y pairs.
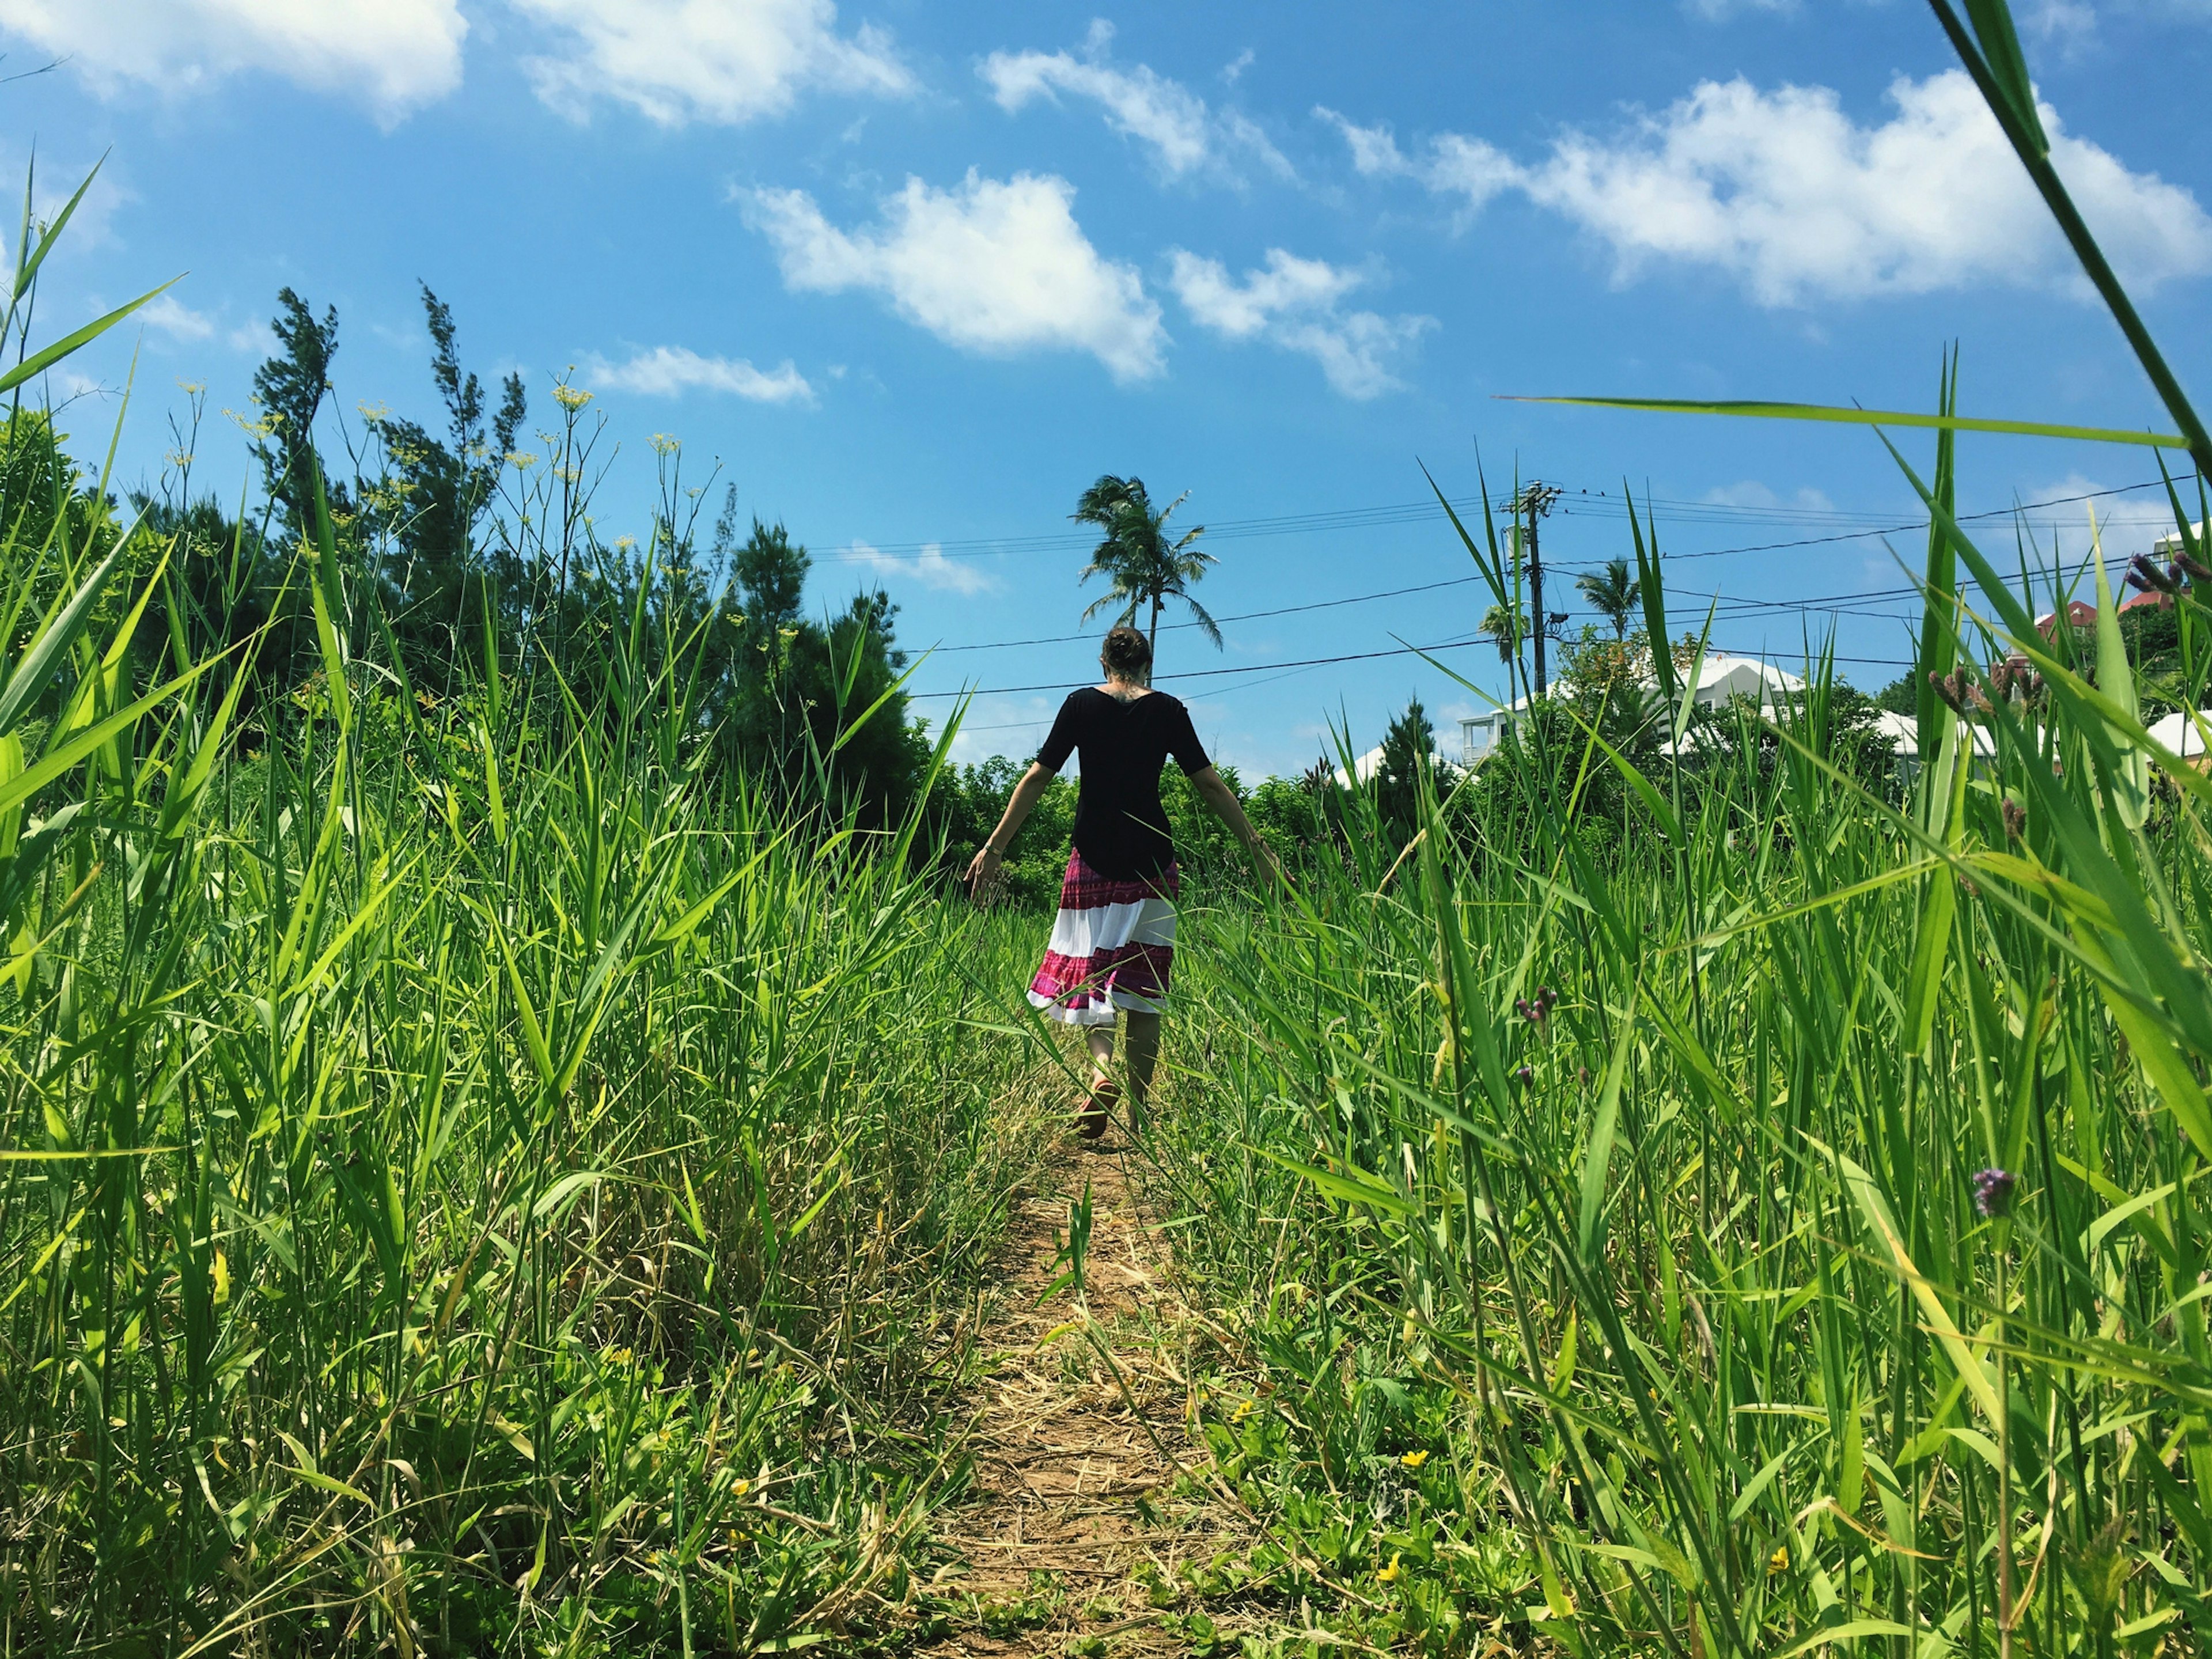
10,0 -> 2212,776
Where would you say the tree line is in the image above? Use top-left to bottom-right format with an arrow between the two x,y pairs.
1,281 -> 1941,900
5,283 -> 938,831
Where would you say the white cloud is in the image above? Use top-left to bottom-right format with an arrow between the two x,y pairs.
2024,474 -> 2192,554
1166,248 -> 1431,398
588,345 -> 813,403
1326,70 -> 2212,305
1317,109 -> 1519,215
839,539 -> 998,596
139,294 -> 215,341
745,171 -> 1167,382
2023,0 -> 2098,43
513,0 -> 910,127
0,0 -> 465,123
980,20 -> 1289,184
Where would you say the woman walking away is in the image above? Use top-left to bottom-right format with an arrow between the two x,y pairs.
966,626 -> 1274,1139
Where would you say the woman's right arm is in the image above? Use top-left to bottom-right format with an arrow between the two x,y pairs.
965,762 -> 1054,898
1189,765 -> 1285,887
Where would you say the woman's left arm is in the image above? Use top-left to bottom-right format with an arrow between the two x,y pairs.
1189,766 -> 1283,884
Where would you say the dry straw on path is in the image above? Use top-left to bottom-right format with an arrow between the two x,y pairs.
926,1127 -> 1250,1658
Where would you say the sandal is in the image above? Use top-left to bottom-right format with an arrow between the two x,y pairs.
1075,1080 -> 1120,1140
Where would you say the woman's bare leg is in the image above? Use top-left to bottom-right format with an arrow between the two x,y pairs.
1084,1023 -> 1115,1090
1124,1011 -> 1161,1111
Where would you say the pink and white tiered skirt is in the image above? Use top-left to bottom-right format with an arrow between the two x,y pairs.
1027,851 -> 1177,1027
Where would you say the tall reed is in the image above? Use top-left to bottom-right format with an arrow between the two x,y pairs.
0,226 -> 1052,1652
1135,4 -> 2212,1652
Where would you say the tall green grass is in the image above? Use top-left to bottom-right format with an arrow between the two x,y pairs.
8,3 -> 2212,1654
1133,5 -> 2212,1653
0,260 -> 1057,1650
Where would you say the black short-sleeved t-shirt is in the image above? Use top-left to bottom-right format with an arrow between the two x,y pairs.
1035,687 -> 1212,880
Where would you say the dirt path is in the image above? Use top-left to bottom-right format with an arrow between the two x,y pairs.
926,1124 -> 1238,1657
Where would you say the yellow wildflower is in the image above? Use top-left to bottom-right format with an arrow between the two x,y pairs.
1769,1545 -> 1789,1574
1377,1552 -> 1403,1584
1401,1449 -> 1429,1470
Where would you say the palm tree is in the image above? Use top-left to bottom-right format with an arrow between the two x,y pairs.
1479,602 -> 1528,662
1575,556 -> 1642,640
1074,474 -> 1219,660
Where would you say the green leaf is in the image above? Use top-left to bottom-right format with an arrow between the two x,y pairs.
0,279 -> 183,399
2090,529 -> 2149,829
1254,1146 -> 1419,1216
1775,1619 -> 1916,1658
1830,1147 -> 1999,1423
1577,1012 -> 1634,1268
0,649 -> 227,821
1955,0 -> 2046,148
531,1170 -> 606,1221
1728,1447 -> 1792,1525
1509,394 -> 2184,449
0,512 -> 137,735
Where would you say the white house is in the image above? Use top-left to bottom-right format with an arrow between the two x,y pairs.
1456,652 -> 1809,767
1333,744 -> 1387,787
1331,743 -> 1470,788
2147,707 -> 2212,759
1870,709 -> 1918,750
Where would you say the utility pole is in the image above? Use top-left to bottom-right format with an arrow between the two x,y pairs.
1514,482 -> 1563,698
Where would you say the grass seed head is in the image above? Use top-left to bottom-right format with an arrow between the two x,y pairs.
1972,1168 -> 2018,1219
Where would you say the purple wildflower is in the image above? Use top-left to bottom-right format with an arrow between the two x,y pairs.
1513,1065 -> 1535,1086
1972,1168 -> 2017,1219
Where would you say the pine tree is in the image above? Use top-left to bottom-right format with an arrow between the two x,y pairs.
1376,696 -> 1438,843
250,288 -> 341,541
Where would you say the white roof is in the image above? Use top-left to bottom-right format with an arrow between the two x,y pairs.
2147,708 -> 2211,757
1870,710 -> 1917,745
1332,742 -> 1467,786
1694,652 -> 1804,705
1334,744 -> 1386,786
1457,652 -> 1805,728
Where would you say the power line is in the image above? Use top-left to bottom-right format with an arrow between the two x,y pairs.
888,480 -> 2175,738
1548,479 -> 2172,569
820,476 -> 2174,571
912,637 -> 1920,706
928,574 -> 1485,654
906,637 -> 1488,700
901,480 -> 2172,660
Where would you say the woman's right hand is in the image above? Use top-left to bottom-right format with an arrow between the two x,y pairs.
1251,840 -> 1287,889
965,844 -> 1005,903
